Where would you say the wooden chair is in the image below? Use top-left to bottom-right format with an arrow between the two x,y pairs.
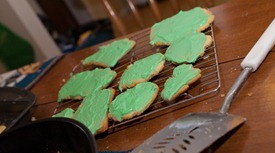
101,0 -> 213,36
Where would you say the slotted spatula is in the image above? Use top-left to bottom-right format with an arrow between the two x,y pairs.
131,19 -> 275,153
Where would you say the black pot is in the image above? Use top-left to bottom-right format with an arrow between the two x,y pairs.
0,117 -> 97,153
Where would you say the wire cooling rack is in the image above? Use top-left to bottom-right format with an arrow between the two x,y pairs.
54,24 -> 221,131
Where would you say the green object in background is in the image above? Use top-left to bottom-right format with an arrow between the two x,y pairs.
0,23 -> 34,70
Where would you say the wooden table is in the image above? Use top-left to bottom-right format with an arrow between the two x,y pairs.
31,0 -> 275,152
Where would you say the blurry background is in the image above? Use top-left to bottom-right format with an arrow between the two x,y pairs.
0,0 -> 228,73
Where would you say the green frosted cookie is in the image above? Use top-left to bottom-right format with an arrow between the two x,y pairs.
58,68 -> 117,102
119,53 -> 165,91
73,88 -> 115,135
109,82 -> 159,122
150,7 -> 214,45
164,32 -> 212,64
161,64 -> 201,101
82,38 -> 136,67
52,108 -> 74,118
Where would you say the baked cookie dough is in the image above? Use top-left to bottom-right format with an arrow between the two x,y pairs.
109,82 -> 159,122
82,38 -> 136,68
161,64 -> 201,101
164,32 -> 212,64
150,7 -> 214,46
118,53 -> 165,91
58,68 -> 117,102
73,88 -> 115,135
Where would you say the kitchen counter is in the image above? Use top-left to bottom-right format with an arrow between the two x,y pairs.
31,0 -> 275,152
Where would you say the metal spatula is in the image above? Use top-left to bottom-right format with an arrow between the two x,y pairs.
132,19 -> 275,153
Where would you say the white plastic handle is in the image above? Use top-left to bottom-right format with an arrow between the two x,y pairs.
241,19 -> 275,72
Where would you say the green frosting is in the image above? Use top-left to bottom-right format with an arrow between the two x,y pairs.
109,82 -> 158,121
150,7 -> 211,45
58,68 -> 116,102
164,32 -> 207,64
73,89 -> 113,134
119,53 -> 164,91
52,108 -> 74,118
82,38 -> 135,67
161,64 -> 201,101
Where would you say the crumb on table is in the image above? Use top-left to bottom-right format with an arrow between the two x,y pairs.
0,125 -> 6,134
